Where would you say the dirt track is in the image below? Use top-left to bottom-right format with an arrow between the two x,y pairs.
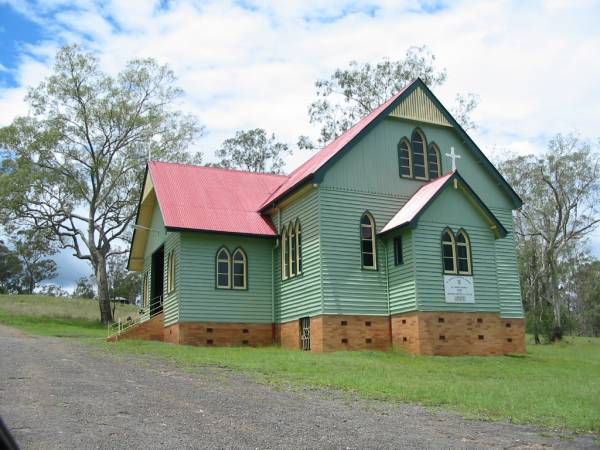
0,324 -> 597,449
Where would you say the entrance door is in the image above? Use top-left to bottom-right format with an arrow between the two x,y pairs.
150,245 -> 164,313
300,317 -> 310,350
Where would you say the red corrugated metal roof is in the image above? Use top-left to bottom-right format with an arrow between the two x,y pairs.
259,82 -> 414,210
148,161 -> 287,236
380,172 -> 454,234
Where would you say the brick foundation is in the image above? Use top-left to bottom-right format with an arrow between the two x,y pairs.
391,312 -> 526,356
106,313 -> 165,343
109,311 -> 525,356
164,322 -> 273,347
277,312 -> 525,355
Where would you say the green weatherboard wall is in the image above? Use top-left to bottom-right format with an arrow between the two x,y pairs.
138,106 -> 524,326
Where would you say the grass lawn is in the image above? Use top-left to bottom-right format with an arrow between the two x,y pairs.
0,294 -> 138,338
1,294 -> 598,434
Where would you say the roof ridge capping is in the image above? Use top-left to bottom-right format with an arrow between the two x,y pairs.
148,160 -> 289,178
379,171 -> 507,238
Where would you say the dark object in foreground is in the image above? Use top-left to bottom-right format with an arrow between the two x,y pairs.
0,417 -> 19,450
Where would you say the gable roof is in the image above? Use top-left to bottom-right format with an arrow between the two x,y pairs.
260,78 -> 522,211
148,161 -> 286,236
380,171 -> 507,238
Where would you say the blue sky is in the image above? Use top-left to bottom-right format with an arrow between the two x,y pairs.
1,0 -> 599,288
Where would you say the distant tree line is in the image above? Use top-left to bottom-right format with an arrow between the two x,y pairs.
0,228 -> 57,294
498,135 -> 600,341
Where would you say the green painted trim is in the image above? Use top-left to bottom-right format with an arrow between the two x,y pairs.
260,177 -> 314,213
165,226 -> 276,240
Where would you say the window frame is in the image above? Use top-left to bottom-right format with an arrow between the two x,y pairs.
393,236 -> 403,266
441,228 -> 457,274
360,212 -> 377,270
456,229 -> 473,275
295,219 -> 302,275
289,224 -> 297,277
398,138 -> 413,178
281,225 -> 289,280
215,247 -> 232,289
427,142 -> 441,179
411,128 -> 429,181
232,248 -> 248,290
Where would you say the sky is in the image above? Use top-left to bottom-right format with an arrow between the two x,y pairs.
0,0 -> 599,288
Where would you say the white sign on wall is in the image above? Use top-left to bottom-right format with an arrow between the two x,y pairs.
444,275 -> 475,303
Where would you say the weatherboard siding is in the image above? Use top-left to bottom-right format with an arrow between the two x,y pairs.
178,233 -> 273,323
320,117 -> 515,210
319,188 -> 408,316
273,189 -> 322,322
387,229 -> 417,314
162,232 -> 180,326
413,186 -> 500,313
492,209 -> 524,318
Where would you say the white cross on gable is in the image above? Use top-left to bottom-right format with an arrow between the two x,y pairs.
445,147 -> 461,171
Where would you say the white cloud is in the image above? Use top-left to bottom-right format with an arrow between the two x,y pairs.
0,0 -> 599,265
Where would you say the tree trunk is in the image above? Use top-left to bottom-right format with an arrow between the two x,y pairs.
95,254 -> 113,324
28,270 -> 35,295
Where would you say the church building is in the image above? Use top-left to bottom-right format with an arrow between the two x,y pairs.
123,78 -> 526,355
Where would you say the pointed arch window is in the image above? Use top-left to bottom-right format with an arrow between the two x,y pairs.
411,130 -> 427,179
295,220 -> 302,275
428,143 -> 441,179
360,213 -> 377,270
232,249 -> 247,289
442,229 -> 457,274
282,220 -> 302,280
398,139 -> 412,177
290,225 -> 297,277
456,230 -> 472,275
216,247 -> 231,289
281,226 -> 289,280
399,130 -> 443,180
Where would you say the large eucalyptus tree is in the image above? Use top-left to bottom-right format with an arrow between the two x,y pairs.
0,45 -> 202,323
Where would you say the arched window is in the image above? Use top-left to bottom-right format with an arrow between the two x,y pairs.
442,229 -> 457,274
281,226 -> 289,280
295,220 -> 302,274
290,224 -> 297,277
456,230 -> 472,275
360,213 -> 377,269
216,247 -> 231,289
232,248 -> 247,289
398,138 -> 412,178
411,130 -> 427,179
428,143 -> 441,179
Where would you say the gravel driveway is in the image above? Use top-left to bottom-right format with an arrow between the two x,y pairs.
0,324 -> 597,449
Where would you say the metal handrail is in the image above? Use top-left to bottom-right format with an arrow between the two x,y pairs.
107,295 -> 163,338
